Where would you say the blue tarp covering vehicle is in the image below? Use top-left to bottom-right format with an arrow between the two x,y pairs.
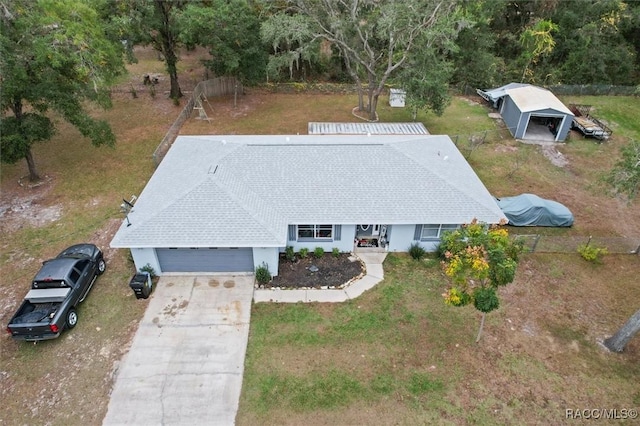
496,194 -> 574,227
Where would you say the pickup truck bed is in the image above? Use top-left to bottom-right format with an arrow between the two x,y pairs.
9,300 -> 65,340
12,302 -> 58,324
6,243 -> 105,342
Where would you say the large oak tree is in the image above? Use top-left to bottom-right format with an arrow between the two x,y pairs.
262,0 -> 462,121
0,0 -> 124,181
176,0 -> 267,84
119,0 -> 187,100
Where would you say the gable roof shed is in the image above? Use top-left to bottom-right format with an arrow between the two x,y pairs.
479,84 -> 574,142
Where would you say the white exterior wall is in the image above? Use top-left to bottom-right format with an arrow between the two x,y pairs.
387,224 -> 440,252
283,225 -> 357,254
130,223 -> 445,278
253,247 -> 279,276
342,225 -> 357,250
416,240 -> 441,252
130,247 -> 281,276
387,225 -> 414,252
130,247 -> 160,274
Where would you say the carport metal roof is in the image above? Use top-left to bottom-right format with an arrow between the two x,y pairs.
308,122 -> 429,135
477,83 -> 530,106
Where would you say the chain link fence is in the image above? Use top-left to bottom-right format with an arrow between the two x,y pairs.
457,83 -> 638,97
516,234 -> 640,255
549,84 -> 638,97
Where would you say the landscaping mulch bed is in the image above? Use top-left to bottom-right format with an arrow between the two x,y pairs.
266,253 -> 365,289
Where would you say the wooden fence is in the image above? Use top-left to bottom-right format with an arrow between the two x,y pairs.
152,77 -> 243,166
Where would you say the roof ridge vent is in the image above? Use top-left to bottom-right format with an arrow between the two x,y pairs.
246,143 -> 385,147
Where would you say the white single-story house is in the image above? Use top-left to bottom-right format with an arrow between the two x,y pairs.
477,83 -> 574,142
110,134 -> 506,276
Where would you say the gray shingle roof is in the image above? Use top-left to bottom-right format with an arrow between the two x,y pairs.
110,135 -> 506,248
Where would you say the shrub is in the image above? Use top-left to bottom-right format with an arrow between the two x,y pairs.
506,236 -> 527,261
255,262 -> 271,284
577,243 -> 608,263
473,286 -> 500,313
299,247 -> 309,259
285,246 -> 296,262
332,247 -> 340,258
408,243 -> 426,260
437,229 -> 465,260
314,246 -> 325,259
139,263 -> 157,278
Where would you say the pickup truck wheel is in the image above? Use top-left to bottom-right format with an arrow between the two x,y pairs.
97,258 -> 106,275
66,309 -> 78,329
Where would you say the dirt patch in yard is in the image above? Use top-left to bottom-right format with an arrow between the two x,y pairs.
267,253 -> 365,289
540,144 -> 569,167
0,174 -> 61,233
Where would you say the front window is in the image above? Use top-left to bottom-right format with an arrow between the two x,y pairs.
298,224 -> 333,240
421,224 -> 458,240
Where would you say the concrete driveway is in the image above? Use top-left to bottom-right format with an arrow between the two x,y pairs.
103,275 -> 254,426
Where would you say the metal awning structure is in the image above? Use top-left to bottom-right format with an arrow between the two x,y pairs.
308,122 -> 429,135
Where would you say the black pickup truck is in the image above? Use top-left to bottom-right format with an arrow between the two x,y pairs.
6,244 -> 106,342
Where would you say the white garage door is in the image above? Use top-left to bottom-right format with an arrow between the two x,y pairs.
156,248 -> 254,273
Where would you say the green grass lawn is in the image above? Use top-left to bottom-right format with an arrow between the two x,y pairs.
560,95 -> 640,140
239,255 -> 464,424
238,253 -> 640,425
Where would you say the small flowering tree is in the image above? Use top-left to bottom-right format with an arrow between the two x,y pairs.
440,219 -> 524,342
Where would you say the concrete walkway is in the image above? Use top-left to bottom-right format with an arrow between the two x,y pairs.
254,251 -> 387,303
103,275 -> 254,426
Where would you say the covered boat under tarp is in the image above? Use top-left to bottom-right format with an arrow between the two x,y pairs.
496,194 -> 574,227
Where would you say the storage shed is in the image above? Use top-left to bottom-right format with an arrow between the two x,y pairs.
389,88 -> 406,107
478,84 -> 574,142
